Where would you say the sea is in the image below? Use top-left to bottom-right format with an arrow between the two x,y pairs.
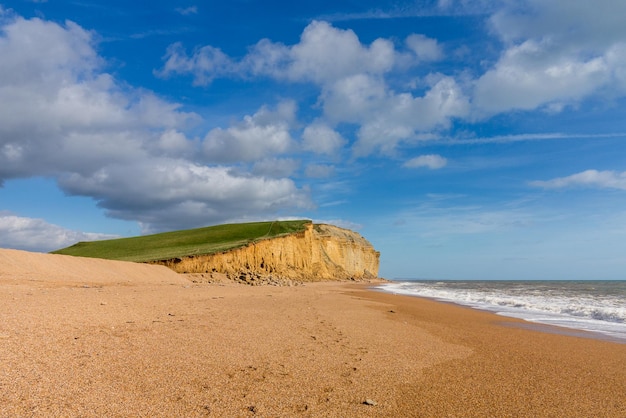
377,280 -> 626,343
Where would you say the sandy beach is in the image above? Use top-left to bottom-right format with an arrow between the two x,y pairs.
1,250 -> 625,417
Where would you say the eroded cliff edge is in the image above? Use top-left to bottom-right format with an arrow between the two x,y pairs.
152,223 -> 380,284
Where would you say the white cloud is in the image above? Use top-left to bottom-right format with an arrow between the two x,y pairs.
489,0 -> 626,47
302,122 -> 345,155
473,39 -> 611,115
252,158 -> 300,178
305,164 -> 335,178
320,73 -> 469,156
156,20 -> 471,157
404,154 -> 448,169
158,1 -> 626,129
0,213 -> 117,252
157,129 -> 196,157
0,14 -> 311,233
473,0 -> 626,116
175,6 -> 198,16
530,170 -> 626,191
0,17 -> 99,90
268,20 -> 397,84
156,42 -> 235,86
156,20 -> 445,88
405,34 -> 443,62
0,16 -> 198,181
349,75 -> 470,156
59,158 -> 312,232
202,101 -> 296,163
160,21 -> 399,86
321,74 -> 387,125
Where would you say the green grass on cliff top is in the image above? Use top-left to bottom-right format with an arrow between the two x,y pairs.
52,220 -> 311,262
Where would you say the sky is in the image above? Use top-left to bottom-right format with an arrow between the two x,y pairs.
1,0 -> 626,280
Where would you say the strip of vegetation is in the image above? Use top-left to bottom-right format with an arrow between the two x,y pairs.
52,220 -> 311,262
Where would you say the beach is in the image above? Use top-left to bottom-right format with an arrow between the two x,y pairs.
1,251 -> 626,417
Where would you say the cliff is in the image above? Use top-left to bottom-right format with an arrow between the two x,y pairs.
152,223 -> 380,284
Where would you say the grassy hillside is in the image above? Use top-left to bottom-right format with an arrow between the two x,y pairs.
52,220 -> 311,262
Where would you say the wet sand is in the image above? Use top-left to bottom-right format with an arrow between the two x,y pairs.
1,250 -> 625,417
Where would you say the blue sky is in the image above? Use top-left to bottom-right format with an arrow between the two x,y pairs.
2,0 -> 626,280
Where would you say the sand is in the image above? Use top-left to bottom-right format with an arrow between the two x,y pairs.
1,249 -> 625,417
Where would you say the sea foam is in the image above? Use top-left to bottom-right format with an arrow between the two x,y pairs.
378,280 -> 626,342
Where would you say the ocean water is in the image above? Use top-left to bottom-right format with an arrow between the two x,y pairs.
378,280 -> 626,342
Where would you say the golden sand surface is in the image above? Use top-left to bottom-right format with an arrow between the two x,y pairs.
1,249 -> 625,417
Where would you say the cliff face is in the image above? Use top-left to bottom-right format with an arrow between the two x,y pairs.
154,223 -> 380,283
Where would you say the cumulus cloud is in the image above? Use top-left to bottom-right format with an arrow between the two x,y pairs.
59,158 -> 311,232
530,169 -> 626,190
156,129 -> 196,157
252,158 -> 300,178
0,213 -> 117,252
489,0 -> 626,47
0,16 -> 197,181
347,75 -> 470,156
156,42 -> 235,86
158,21 -> 400,86
317,72 -> 468,156
256,21 -> 397,84
320,74 -> 387,125
202,101 -> 296,163
157,21 -> 467,156
404,154 -> 448,169
158,0 -> 626,128
0,14 -> 311,232
405,34 -> 443,62
302,122 -> 345,155
305,164 -> 335,178
16,1 -> 626,246
473,39 -> 611,114
473,0 -> 626,116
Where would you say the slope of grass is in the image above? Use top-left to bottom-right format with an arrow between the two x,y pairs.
52,220 -> 311,262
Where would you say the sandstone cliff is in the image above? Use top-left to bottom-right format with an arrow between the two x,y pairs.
153,223 -> 380,284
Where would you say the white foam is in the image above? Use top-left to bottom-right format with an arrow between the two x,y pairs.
378,281 -> 626,342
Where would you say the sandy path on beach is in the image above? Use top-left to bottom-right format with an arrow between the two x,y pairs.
1,249 -> 625,417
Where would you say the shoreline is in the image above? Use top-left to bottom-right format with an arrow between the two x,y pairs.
355,284 -> 626,416
1,275 -> 625,416
370,283 -> 626,345
372,280 -> 626,344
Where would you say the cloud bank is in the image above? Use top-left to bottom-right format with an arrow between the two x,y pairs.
0,14 -> 311,233
473,0 -> 626,116
0,213 -> 117,252
157,20 -> 469,156
4,0 -> 626,248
